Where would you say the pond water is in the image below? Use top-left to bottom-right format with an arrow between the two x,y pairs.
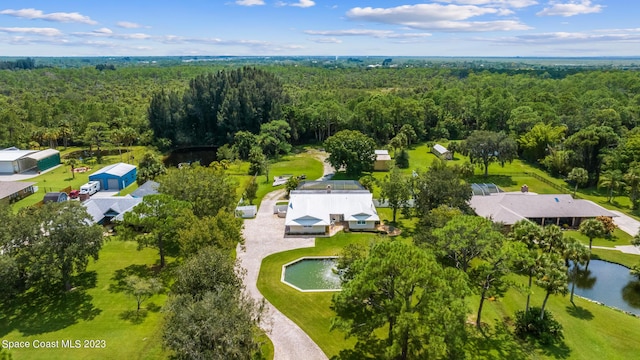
163,147 -> 217,167
571,260 -> 640,315
282,257 -> 341,291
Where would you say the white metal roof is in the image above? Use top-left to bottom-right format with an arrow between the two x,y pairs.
432,144 -> 449,154
82,196 -> 142,224
25,148 -> 60,161
90,163 -> 136,177
285,191 -> 379,226
0,149 -> 37,162
375,150 -> 389,155
470,193 -> 617,225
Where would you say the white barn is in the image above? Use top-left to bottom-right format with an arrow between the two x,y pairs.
285,189 -> 379,235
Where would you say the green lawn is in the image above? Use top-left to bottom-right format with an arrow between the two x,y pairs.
258,231 -> 640,360
591,249 -> 640,268
565,229 -> 633,248
257,233 -> 382,358
0,240 -> 170,360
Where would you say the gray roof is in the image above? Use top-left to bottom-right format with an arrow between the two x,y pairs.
0,181 -> 36,200
131,180 -> 159,198
90,163 -> 136,177
470,193 -> 618,225
25,149 -> 59,161
0,148 -> 37,162
82,196 -> 142,224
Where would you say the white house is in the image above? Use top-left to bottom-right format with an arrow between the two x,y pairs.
285,188 -> 379,235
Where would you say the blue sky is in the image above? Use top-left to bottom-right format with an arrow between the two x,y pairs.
0,1 -> 636,57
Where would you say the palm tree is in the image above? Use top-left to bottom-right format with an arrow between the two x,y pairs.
599,169 -> 624,203
579,219 -> 606,250
567,167 -> 588,197
624,166 -> 640,210
509,220 -> 544,314
536,253 -> 568,320
563,237 -> 590,304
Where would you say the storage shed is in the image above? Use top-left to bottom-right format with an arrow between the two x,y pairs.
43,192 -> 68,204
89,163 -> 137,191
431,144 -> 452,160
374,150 -> 392,171
24,149 -> 61,172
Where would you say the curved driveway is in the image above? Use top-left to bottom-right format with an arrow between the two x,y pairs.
237,189 -> 328,360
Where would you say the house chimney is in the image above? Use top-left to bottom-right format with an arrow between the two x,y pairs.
327,184 -> 332,193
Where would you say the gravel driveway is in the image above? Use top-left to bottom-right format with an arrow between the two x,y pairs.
237,189 -> 328,360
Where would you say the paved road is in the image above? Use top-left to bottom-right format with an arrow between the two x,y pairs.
610,210 -> 640,237
237,189 -> 328,360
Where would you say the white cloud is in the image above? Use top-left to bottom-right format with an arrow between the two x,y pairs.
0,8 -> 97,25
481,30 -> 640,45
93,28 -> 113,34
537,1 -> 603,17
346,4 -> 531,32
305,29 -> 432,39
434,0 -> 538,8
235,0 -> 265,6
291,0 -> 316,8
309,37 -> 342,43
0,27 -> 62,36
117,21 -> 143,29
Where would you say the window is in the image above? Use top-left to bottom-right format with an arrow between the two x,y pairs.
356,220 -> 366,225
303,225 -> 312,228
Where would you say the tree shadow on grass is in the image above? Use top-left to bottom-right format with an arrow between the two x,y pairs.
467,321 -> 533,360
119,309 -> 148,325
109,264 -> 156,293
566,305 -> 594,320
539,340 -> 571,359
0,283 -> 101,336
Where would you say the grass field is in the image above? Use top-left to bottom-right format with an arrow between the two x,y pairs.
0,240 -> 170,360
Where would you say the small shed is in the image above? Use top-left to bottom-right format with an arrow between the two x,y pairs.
374,150 -> 392,171
431,144 -> 452,160
89,163 -> 137,191
24,149 -> 61,172
43,192 -> 68,204
236,205 -> 257,218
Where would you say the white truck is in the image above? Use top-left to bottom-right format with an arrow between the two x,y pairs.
80,181 -> 101,196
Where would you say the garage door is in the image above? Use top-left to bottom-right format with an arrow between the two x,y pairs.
107,178 -> 120,190
0,161 -> 14,174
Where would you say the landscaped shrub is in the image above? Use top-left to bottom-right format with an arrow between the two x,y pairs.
395,149 -> 409,168
514,307 -> 564,345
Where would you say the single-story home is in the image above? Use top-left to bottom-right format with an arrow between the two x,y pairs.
470,192 -> 617,227
0,181 -> 36,204
0,147 -> 37,174
374,150 -> 392,171
89,163 -> 137,191
285,184 -> 379,235
82,196 -> 143,225
431,144 -> 452,160
131,180 -> 160,198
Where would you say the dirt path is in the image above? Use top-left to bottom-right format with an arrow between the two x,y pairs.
237,189 -> 328,360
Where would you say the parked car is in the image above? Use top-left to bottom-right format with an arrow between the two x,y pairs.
69,190 -> 80,199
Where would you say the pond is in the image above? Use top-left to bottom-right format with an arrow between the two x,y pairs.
163,146 -> 217,167
282,257 -> 341,292
571,260 -> 640,316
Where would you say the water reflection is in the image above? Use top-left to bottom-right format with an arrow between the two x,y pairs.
570,260 -> 640,315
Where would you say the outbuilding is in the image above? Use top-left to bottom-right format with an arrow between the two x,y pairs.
374,150 -> 392,171
0,147 -> 37,174
24,149 -> 61,173
89,163 -> 137,191
431,144 -> 452,160
42,192 -> 68,204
